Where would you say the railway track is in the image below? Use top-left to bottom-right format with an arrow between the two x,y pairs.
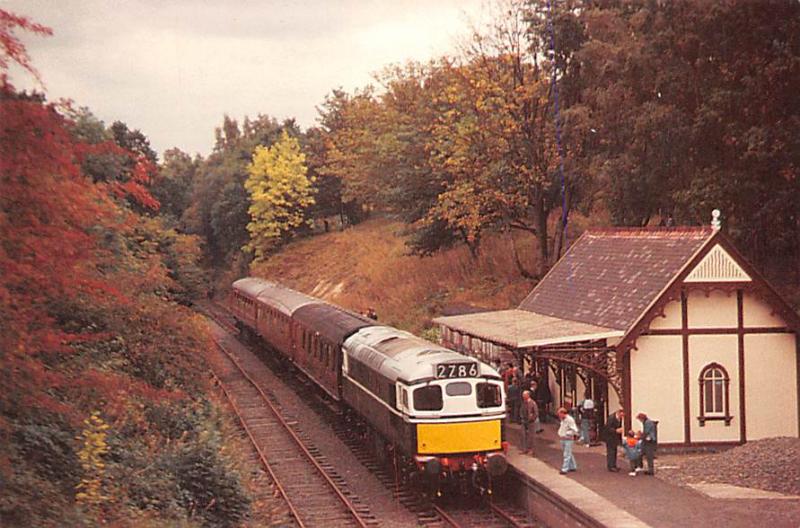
432,500 -> 538,528
202,301 -> 541,527
208,324 -> 376,528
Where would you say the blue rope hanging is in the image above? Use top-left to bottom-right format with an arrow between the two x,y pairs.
546,0 -> 569,253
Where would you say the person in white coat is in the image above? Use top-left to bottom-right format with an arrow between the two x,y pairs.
557,407 -> 579,474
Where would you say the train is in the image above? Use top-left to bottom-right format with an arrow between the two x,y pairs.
227,277 -> 509,494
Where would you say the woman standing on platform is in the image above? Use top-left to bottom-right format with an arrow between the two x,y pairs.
557,407 -> 579,474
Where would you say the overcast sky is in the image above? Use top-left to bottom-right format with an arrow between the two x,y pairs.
6,0 -> 485,157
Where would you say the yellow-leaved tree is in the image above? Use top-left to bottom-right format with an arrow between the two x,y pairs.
244,130 -> 315,260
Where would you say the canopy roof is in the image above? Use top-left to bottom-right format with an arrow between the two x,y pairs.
433,309 -> 623,349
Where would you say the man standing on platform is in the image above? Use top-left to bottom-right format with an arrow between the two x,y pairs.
578,392 -> 595,446
604,408 -> 624,472
519,390 -> 538,454
637,412 -> 658,475
557,407 -> 579,474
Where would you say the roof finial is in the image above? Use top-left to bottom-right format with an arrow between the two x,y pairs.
711,209 -> 721,231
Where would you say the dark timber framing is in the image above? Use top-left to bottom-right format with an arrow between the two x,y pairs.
681,290 -> 691,444
644,326 -> 791,336
737,290 -> 746,442
442,229 -> 800,445
623,352 -> 632,432
617,231 -> 800,445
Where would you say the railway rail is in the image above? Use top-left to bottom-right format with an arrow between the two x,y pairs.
431,500 -> 537,528
208,323 -> 376,528
202,301 -> 540,527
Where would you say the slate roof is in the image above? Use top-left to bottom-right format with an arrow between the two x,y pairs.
518,227 -> 715,331
432,309 -> 623,348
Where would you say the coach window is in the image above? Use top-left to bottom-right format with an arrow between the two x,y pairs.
445,382 -> 472,396
476,382 -> 502,408
413,385 -> 443,411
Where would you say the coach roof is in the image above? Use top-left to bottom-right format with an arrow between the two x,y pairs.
293,303 -> 375,346
233,277 -> 318,316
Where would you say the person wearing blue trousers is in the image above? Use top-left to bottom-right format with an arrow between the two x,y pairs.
557,407 -> 579,474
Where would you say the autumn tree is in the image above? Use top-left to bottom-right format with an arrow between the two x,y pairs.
423,0 -> 566,272
317,87 -> 384,209
1,11 -> 243,525
302,126 -> 345,224
244,130 -> 315,260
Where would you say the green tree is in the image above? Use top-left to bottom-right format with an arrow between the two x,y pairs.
244,131 -> 315,260
152,148 -> 200,223
572,0 -> 800,272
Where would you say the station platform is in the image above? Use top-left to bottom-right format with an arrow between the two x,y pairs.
505,421 -> 800,528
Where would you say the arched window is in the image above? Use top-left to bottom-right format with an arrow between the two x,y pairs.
698,363 -> 732,426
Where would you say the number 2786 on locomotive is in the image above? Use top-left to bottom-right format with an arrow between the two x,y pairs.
435,362 -> 479,379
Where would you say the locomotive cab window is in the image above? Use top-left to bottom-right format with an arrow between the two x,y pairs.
413,385 -> 443,411
445,382 -> 472,396
476,382 -> 502,408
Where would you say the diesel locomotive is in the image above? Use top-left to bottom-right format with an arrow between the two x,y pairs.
228,277 -> 508,494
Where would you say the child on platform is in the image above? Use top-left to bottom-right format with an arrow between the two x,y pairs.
622,430 -> 644,476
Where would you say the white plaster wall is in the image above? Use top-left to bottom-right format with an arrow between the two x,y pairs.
630,336 -> 684,443
688,335 -> 740,442
687,290 -> 737,329
744,334 -> 798,440
743,292 -> 786,328
649,299 -> 682,330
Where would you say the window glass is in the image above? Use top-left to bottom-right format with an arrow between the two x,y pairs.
413,386 -> 443,411
704,380 -> 714,412
477,382 -> 502,408
714,380 -> 723,411
446,382 -> 472,396
702,367 -> 725,413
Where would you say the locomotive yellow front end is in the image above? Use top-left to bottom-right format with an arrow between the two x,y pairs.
400,359 -> 508,494
416,419 -> 502,455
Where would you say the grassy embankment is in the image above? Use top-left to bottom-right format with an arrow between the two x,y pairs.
247,215 -> 800,336
249,217 -> 545,334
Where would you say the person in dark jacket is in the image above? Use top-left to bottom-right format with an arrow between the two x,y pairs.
535,379 -> 553,423
636,412 -> 658,475
529,380 -> 544,432
507,380 -> 521,424
519,390 -> 538,454
603,409 -> 624,472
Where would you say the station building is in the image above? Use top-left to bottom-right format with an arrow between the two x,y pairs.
434,220 -> 800,447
